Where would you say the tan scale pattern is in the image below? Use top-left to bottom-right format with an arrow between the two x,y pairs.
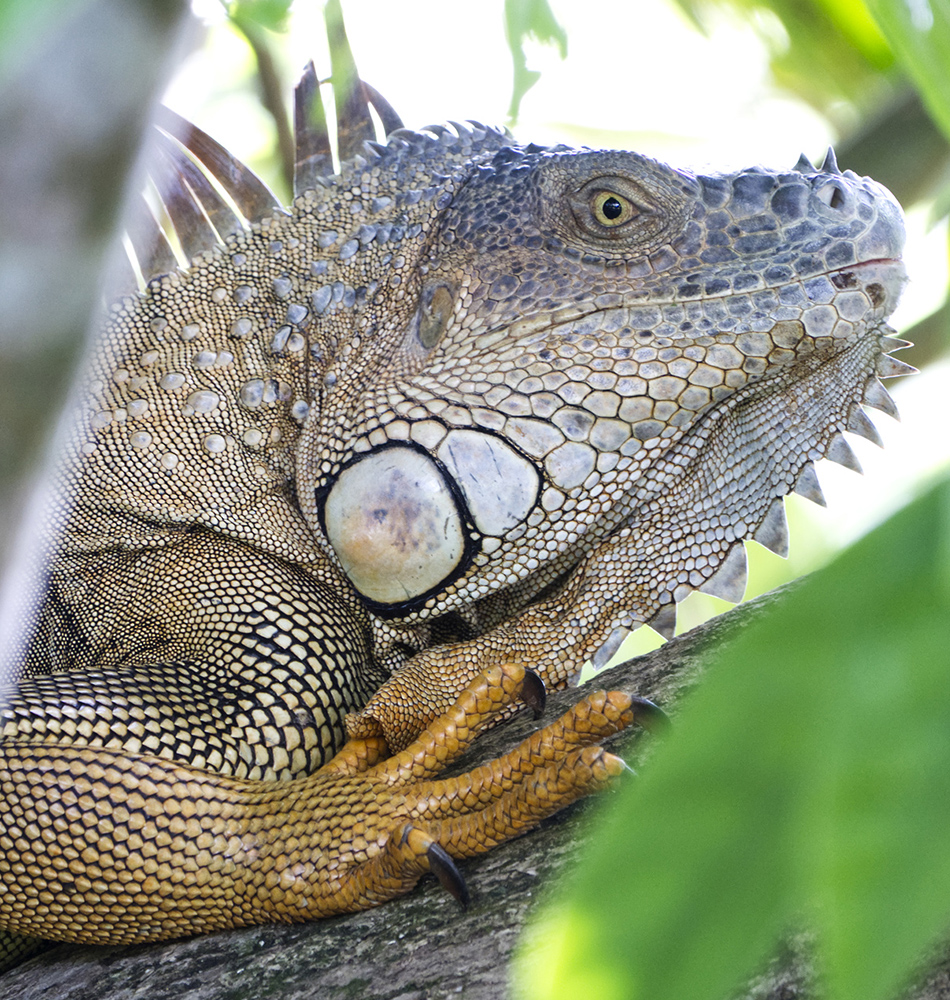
0,665 -> 631,944
14,533 -> 381,780
0,113 -> 908,956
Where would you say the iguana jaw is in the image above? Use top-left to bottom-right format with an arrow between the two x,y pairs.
299,145 -> 906,628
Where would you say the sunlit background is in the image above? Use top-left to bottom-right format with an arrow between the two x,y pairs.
165,0 -> 949,653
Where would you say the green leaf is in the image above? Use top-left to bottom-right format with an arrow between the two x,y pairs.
503,0 -> 568,121
814,0 -> 892,68
227,0 -> 292,34
864,0 -> 950,145
672,0 -> 896,124
515,478 -> 950,1000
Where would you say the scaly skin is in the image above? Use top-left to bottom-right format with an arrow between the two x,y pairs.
0,101 -> 907,957
0,664 -> 633,944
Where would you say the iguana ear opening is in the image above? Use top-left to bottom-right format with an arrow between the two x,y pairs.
415,281 -> 457,350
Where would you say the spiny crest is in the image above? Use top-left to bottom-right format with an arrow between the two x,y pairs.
123,62 -> 512,293
300,120 -> 513,212
614,345 -> 915,647
120,108 -> 284,290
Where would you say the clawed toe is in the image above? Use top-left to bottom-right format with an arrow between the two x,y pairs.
520,669 -> 546,718
424,839 -> 470,908
316,670 -> 666,918
630,695 -> 671,735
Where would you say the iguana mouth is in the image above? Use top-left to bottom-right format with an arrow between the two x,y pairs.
469,258 -> 907,353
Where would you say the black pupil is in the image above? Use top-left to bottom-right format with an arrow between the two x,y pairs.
601,196 -> 623,220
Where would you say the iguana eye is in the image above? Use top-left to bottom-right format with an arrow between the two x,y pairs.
567,176 -> 652,239
591,190 -> 635,227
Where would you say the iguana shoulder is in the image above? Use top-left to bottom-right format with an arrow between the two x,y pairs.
57,116 -> 513,574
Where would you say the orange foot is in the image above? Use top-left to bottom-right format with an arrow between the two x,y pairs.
0,664 -> 661,945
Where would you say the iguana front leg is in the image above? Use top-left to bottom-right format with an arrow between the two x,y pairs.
0,664 -> 643,944
1,529 -> 652,946
13,534 -> 385,780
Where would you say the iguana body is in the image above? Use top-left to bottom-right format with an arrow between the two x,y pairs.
0,63 -> 908,952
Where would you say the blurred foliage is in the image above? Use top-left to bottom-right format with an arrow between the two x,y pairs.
863,0 -> 950,146
503,0 -> 568,121
673,0 -> 896,124
514,5 -> 950,999
860,0 -> 950,367
0,0 -> 188,552
674,0 -> 950,364
226,0 -> 292,34
223,0 -> 295,192
516,479 -> 950,1000
0,0 -> 84,82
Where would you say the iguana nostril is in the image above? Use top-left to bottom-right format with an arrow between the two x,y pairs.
816,180 -> 848,210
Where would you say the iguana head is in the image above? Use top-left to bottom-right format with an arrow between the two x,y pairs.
296,135 -> 906,623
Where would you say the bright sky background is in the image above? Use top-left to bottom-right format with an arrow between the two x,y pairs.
166,0 -> 949,644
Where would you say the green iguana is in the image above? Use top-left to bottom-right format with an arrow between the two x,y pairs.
0,47 -> 910,961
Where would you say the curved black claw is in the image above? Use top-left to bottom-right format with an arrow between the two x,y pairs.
521,670 -> 546,719
427,842 -> 470,909
631,696 -> 671,735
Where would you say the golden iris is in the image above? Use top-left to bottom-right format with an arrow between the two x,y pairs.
591,190 -> 635,227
